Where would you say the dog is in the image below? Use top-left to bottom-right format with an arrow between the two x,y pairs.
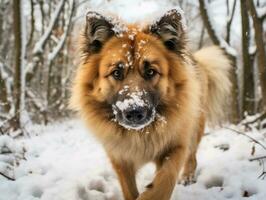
70,9 -> 231,200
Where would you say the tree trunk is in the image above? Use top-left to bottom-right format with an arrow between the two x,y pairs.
0,4 -> 9,113
241,0 -> 255,116
247,0 -> 266,112
12,0 -> 22,130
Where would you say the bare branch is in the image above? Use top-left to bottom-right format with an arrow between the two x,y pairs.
48,0 -> 75,64
250,155 -> 266,161
33,0 -> 66,54
26,0 -> 35,47
26,90 -> 45,111
226,0 -> 237,43
0,126 -> 4,135
199,0 -> 237,57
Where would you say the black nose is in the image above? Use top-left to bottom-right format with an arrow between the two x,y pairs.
123,107 -> 147,124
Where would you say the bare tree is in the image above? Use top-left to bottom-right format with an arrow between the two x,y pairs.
247,0 -> 266,112
12,0 -> 22,131
241,0 -> 255,116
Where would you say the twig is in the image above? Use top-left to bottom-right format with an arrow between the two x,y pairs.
249,155 -> 266,161
224,127 -> 266,150
0,127 -> 4,135
258,171 -> 266,179
33,0 -> 66,54
226,126 -> 266,180
0,172 -> 15,181
258,159 -> 266,180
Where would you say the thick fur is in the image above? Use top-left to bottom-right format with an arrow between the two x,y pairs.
70,10 -> 231,200
194,46 -> 232,126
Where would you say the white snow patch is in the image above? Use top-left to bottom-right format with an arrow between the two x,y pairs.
257,6 -> 266,18
115,91 -> 146,111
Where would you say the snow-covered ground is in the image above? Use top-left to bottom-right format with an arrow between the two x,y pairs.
1,120 -> 266,200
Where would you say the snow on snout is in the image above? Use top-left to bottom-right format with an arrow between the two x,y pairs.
112,88 -> 157,130
115,91 -> 146,111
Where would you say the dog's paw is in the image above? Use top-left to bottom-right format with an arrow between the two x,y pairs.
178,173 -> 196,186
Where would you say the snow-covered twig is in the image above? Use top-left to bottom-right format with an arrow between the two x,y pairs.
224,127 -> 266,150
0,127 -> 4,135
242,112 -> 266,128
33,0 -> 65,54
249,155 -> 266,162
48,0 -> 75,64
258,159 -> 266,179
26,90 -> 45,112
225,127 -> 266,179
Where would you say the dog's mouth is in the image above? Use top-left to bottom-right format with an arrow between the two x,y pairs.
112,91 -> 157,130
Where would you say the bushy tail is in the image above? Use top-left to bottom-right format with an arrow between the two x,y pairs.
194,46 -> 232,126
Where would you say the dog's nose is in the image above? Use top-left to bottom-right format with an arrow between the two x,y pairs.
123,107 -> 147,124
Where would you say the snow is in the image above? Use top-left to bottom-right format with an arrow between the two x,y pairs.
1,120 -> 266,200
115,91 -> 146,111
257,6 -> 266,18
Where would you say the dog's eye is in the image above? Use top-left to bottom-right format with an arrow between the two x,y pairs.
112,68 -> 123,80
144,68 -> 157,79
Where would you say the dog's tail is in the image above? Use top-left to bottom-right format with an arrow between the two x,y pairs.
194,46 -> 232,126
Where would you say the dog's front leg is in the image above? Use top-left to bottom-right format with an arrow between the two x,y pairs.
137,146 -> 188,200
110,157 -> 139,200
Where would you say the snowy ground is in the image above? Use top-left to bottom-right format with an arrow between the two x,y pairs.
0,120 -> 266,200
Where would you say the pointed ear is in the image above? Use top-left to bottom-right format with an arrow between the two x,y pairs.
149,9 -> 186,54
83,12 -> 115,54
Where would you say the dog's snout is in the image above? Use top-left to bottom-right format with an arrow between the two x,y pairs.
123,107 -> 147,124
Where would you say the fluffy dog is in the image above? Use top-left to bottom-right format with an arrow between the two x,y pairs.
70,9 -> 231,200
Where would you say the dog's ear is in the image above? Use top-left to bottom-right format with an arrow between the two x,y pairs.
149,9 -> 186,54
84,12 -> 115,54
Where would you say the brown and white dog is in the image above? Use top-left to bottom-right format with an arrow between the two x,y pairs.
70,9 -> 231,200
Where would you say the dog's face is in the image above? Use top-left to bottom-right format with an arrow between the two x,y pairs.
74,10 -> 188,130
99,33 -> 169,130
